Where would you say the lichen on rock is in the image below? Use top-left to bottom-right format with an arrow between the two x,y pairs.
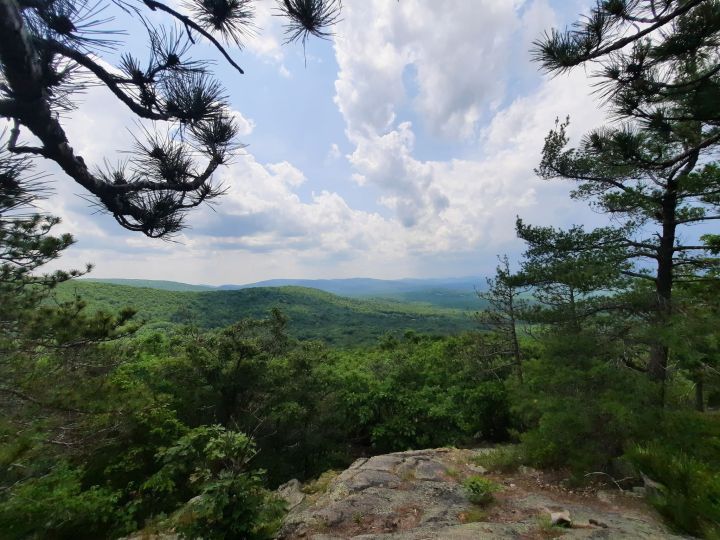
277,447 -> 693,539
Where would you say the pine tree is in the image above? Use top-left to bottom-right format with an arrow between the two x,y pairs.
0,135 -> 135,455
0,0 -> 341,237
476,255 -> 528,382
527,1 -> 720,391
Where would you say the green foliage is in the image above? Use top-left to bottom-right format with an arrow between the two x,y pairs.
626,412 -> 720,538
629,444 -> 720,538
513,328 -> 658,476
463,476 -> 500,506
529,0 -> 720,391
85,277 -> 488,310
533,1 -> 720,128
472,446 -> 524,474
175,471 -> 285,540
0,464 -> 126,540
161,426 -> 285,540
54,281 -> 476,346
326,333 -> 511,453
0,165 -> 288,538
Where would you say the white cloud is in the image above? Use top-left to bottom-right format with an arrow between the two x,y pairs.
330,0 -> 608,258
334,0 -> 556,141
327,143 -> 341,160
265,161 -> 306,186
27,0 -> 612,283
230,109 -> 256,136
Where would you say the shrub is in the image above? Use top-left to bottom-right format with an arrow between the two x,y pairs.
155,426 -> 286,540
626,411 -> 720,539
512,334 -> 658,476
463,476 -> 501,506
174,471 -> 285,540
0,464 -> 127,540
473,446 -> 524,473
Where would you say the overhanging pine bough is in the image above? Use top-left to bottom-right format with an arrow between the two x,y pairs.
0,0 -> 341,237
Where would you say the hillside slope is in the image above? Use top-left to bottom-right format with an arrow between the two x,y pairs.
79,277 -> 487,310
56,282 -> 476,346
81,278 -> 215,291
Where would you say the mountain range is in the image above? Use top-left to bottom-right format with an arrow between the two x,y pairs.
81,276 -> 488,310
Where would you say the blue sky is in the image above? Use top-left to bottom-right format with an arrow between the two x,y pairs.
39,0 -> 615,285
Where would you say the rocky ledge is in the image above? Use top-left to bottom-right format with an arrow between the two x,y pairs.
277,448 -> 691,540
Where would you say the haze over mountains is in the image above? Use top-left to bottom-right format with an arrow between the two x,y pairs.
82,277 -> 488,309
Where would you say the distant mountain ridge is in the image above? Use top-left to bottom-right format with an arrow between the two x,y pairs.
83,278 -> 215,292
81,277 -> 488,310
58,282 -> 478,346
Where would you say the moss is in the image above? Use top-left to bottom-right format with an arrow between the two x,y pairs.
459,507 -> 488,523
301,470 -> 340,495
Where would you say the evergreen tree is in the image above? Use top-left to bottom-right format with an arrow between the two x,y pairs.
526,0 -> 720,390
0,0 -> 341,237
530,111 -> 719,392
0,136 -> 135,450
476,255 -> 528,382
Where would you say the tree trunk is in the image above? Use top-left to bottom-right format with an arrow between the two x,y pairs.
647,152 -> 699,402
647,172 -> 680,398
508,292 -> 523,384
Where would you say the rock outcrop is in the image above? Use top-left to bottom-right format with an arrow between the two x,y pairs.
277,448 -> 692,539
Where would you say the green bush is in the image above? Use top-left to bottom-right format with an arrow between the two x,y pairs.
626,411 -> 720,538
0,464 -> 127,540
628,444 -> 720,539
513,330 -> 658,476
174,471 -> 285,540
328,334 -> 512,454
160,426 -> 287,540
463,476 -> 501,506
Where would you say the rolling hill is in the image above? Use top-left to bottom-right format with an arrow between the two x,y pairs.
78,277 -> 488,310
81,278 -> 216,292
56,281 -> 478,346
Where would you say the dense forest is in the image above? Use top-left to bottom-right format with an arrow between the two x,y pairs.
52,281 -> 478,345
1,0 -> 720,539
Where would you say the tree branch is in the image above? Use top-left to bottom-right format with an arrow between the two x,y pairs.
541,0 -> 705,70
673,245 -> 711,252
141,0 -> 245,75
675,215 -> 720,225
45,40 -> 171,121
621,270 -> 656,282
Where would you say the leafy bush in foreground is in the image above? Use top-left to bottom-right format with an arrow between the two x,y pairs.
463,476 -> 501,506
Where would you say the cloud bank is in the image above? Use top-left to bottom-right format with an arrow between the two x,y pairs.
38,0 -> 609,284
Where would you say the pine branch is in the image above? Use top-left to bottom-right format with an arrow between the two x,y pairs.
535,0 -> 705,73
46,39 -> 171,121
675,215 -> 720,225
141,0 -> 245,74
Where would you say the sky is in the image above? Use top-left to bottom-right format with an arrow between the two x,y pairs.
33,0 -> 614,285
